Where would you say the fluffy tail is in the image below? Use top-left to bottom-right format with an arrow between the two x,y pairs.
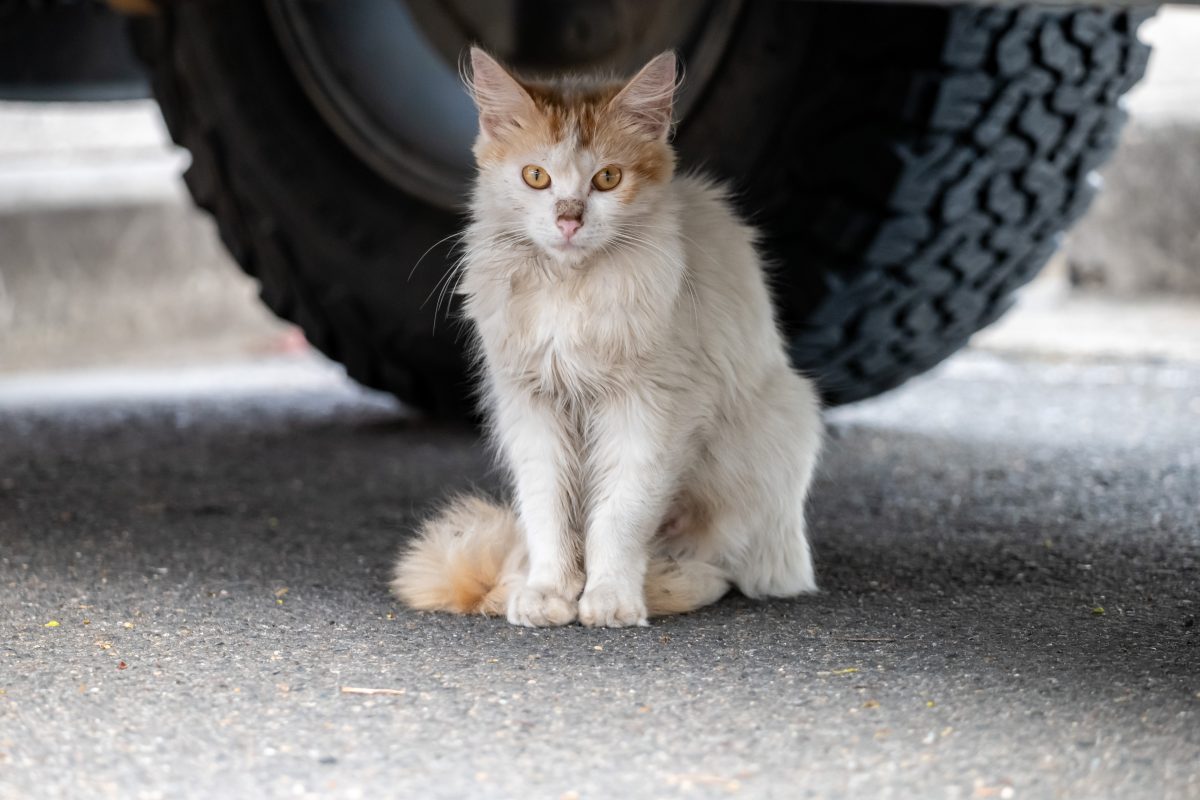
391,496 -> 525,616
392,495 -> 730,618
643,557 -> 731,616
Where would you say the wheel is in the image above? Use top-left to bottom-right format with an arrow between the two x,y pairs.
131,1 -> 1151,415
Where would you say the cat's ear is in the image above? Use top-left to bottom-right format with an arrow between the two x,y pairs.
609,51 -> 678,141
468,47 -> 536,140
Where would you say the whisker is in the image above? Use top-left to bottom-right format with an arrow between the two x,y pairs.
407,229 -> 468,283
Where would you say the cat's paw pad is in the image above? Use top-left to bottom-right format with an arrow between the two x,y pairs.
507,584 -> 578,627
578,584 -> 648,628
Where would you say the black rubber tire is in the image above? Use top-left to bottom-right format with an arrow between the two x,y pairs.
131,2 -> 1150,415
705,4 -> 1153,403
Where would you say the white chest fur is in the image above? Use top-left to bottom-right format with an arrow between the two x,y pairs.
467,252 -> 681,401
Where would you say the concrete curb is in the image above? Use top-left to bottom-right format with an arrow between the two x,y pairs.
1063,7 -> 1200,295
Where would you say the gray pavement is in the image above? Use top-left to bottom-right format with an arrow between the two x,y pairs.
0,351 -> 1197,799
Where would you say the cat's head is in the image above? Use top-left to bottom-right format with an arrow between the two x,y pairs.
467,47 -> 678,266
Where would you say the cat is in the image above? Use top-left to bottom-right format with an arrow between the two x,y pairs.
392,48 -> 823,627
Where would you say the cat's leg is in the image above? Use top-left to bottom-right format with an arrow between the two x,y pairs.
493,390 -> 583,627
705,370 -> 822,598
579,392 -> 681,627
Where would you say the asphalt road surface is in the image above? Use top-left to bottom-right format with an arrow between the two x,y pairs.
1,352 -> 1196,799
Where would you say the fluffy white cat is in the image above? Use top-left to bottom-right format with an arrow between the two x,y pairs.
392,48 -> 823,627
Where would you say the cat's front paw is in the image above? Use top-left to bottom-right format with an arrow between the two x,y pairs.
507,583 -> 578,627
578,583 -> 648,628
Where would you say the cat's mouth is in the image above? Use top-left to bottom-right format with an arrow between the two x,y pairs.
549,237 -> 589,256
545,238 -> 600,269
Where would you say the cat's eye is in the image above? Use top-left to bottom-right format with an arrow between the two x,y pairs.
592,166 -> 622,191
522,165 -> 551,189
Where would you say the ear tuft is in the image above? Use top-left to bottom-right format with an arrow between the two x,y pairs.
467,47 -> 536,139
610,51 -> 678,141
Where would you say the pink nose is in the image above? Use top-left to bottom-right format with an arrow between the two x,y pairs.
556,217 -> 582,240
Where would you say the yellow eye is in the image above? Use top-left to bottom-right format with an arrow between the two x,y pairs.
592,165 -> 622,191
522,165 -> 551,189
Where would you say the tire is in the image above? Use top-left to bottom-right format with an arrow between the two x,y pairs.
132,2 -> 1150,415
705,4 -> 1153,403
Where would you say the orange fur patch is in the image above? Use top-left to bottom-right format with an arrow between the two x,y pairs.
391,495 -> 523,616
644,558 -> 730,616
